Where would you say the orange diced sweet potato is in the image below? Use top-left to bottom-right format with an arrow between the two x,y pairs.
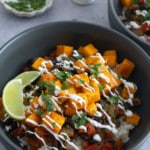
56,45 -> 74,58
98,69 -> 121,93
125,113 -> 140,126
74,60 -> 88,74
69,93 -> 88,110
58,87 -> 77,103
85,57 -> 101,65
115,58 -> 135,78
64,103 -> 76,116
40,73 -> 56,82
42,111 -> 65,134
79,44 -> 98,57
30,96 -> 46,110
121,85 -> 137,99
103,50 -> 117,68
32,57 -> 53,71
25,112 -> 41,128
121,0 -> 133,7
87,103 -> 97,116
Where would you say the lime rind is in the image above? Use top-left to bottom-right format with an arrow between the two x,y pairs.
2,79 -> 25,120
15,71 -> 41,88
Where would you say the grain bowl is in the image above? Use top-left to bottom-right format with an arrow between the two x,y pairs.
0,21 -> 149,150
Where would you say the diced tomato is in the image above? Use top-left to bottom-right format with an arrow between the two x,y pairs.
29,146 -> 37,150
86,123 -> 96,136
84,143 -> 101,150
104,131 -> 113,141
82,141 -> 89,149
146,37 -> 150,43
102,142 -> 113,150
11,127 -> 25,138
141,22 -> 150,33
27,136 -> 42,148
138,0 -> 146,4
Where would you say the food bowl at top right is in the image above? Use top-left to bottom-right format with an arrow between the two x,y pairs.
108,0 -> 150,55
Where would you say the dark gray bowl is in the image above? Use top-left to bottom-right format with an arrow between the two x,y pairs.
0,21 -> 150,150
108,0 -> 150,56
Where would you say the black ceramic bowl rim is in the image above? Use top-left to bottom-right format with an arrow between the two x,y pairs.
109,0 -> 150,49
0,21 -> 149,150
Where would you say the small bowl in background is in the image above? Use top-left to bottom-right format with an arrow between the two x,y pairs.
108,0 -> 150,55
0,0 -> 54,17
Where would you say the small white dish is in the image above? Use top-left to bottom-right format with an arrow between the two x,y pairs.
0,0 -> 54,17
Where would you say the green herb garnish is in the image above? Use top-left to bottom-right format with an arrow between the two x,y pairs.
42,94 -> 54,111
35,109 -> 44,116
98,83 -> 106,91
133,0 -> 139,6
78,79 -> 85,84
56,71 -> 71,81
61,82 -> 68,90
6,0 -> 46,12
88,63 -> 101,78
107,96 -> 119,105
48,83 -> 56,95
71,113 -> 87,128
52,122 -> 56,128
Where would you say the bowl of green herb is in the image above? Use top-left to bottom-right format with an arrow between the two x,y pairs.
0,0 -> 54,17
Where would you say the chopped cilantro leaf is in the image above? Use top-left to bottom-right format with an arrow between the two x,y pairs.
78,79 -> 85,84
107,96 -> 119,105
88,63 -> 101,78
56,71 -> 71,81
61,82 -> 68,90
35,109 -> 44,115
98,83 -> 106,91
42,94 -> 54,111
71,113 -> 87,128
48,83 -> 56,95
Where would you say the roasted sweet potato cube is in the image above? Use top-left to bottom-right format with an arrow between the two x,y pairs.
79,44 -> 98,57
74,60 -> 88,73
121,84 -> 137,99
87,103 -> 97,116
125,113 -> 140,126
25,112 -> 41,128
56,45 -> 74,58
64,103 -> 76,116
69,93 -> 88,110
85,90 -> 100,104
40,73 -> 56,82
121,0 -> 133,7
68,73 -> 89,89
30,96 -> 46,110
55,80 -> 62,88
42,111 -> 65,134
85,57 -> 101,65
32,57 -> 53,71
98,69 -> 121,93
58,87 -> 77,103
103,50 -> 117,68
115,58 -> 135,78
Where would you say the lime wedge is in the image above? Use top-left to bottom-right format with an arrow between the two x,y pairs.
15,71 -> 41,88
2,79 -> 25,120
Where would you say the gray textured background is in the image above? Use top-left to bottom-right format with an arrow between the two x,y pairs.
0,0 -> 149,149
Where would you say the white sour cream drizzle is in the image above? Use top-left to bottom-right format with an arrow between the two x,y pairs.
26,130 -> 47,147
93,134 -> 102,142
38,60 -> 53,73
